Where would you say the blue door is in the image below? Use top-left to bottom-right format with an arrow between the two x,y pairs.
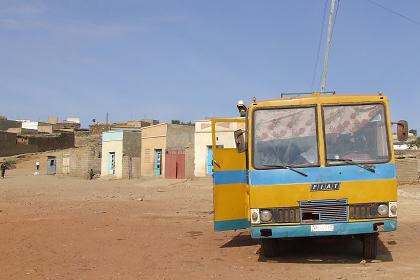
47,156 -> 56,175
207,146 -> 213,175
154,149 -> 162,176
108,152 -> 115,175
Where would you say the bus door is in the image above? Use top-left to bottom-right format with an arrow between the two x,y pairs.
212,118 -> 250,231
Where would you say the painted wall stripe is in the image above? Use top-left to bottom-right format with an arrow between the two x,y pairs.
214,170 -> 247,185
249,163 -> 396,186
102,131 -> 123,142
215,218 -> 250,231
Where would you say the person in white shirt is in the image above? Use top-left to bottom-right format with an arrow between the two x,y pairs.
36,161 -> 40,171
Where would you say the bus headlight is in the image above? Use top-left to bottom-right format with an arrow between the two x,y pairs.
377,204 -> 389,216
250,209 -> 260,224
260,209 -> 273,223
350,202 -> 396,219
389,202 -> 397,217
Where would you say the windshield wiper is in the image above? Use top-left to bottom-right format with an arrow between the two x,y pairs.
263,164 -> 308,177
327,158 -> 376,173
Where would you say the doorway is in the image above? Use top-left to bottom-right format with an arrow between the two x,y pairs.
47,156 -> 56,175
154,149 -> 162,176
108,152 -> 115,175
207,146 -> 213,175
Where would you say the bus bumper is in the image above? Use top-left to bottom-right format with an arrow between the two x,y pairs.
251,220 -> 397,239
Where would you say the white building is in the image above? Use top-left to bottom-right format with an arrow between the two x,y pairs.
21,121 -> 39,130
393,143 -> 410,150
65,117 -> 81,124
18,120 -> 53,133
194,120 -> 245,177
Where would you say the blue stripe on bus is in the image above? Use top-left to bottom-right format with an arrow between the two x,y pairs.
249,163 -> 396,186
215,218 -> 250,231
213,170 -> 247,185
251,219 -> 397,239
213,164 -> 396,186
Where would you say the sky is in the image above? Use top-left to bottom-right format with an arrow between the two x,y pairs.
0,0 -> 419,130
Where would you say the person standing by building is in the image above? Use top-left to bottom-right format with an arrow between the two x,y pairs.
35,161 -> 40,171
88,169 -> 95,180
1,161 -> 7,179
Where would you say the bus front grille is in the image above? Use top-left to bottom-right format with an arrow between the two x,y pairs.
300,199 -> 348,224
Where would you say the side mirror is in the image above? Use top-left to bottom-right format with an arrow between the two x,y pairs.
234,129 -> 247,153
397,120 -> 409,142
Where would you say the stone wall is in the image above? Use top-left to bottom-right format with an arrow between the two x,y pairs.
396,158 -> 419,184
89,124 -> 111,135
0,120 -> 21,131
55,145 -> 102,178
395,150 -> 420,184
184,144 -> 195,179
122,131 -> 141,157
122,156 -> 140,179
20,132 -> 75,152
0,131 -> 38,157
52,122 -> 81,131
75,130 -> 101,147
166,124 -> 195,149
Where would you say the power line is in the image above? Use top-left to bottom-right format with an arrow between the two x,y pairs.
367,0 -> 420,26
311,0 -> 329,90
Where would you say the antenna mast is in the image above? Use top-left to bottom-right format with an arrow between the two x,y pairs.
321,0 -> 336,93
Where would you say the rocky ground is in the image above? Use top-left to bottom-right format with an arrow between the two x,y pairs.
0,158 -> 419,279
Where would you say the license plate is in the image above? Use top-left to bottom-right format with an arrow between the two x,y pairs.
311,224 -> 334,232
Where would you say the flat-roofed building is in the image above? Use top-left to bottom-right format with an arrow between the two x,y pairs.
194,120 -> 245,177
101,130 -> 141,179
141,124 -> 194,178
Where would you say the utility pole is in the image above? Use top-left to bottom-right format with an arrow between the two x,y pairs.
321,0 -> 336,93
106,112 -> 110,131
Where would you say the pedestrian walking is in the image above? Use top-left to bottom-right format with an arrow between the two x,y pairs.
88,169 -> 95,180
35,161 -> 40,171
1,161 -> 7,179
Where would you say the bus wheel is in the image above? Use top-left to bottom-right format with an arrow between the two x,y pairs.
362,233 -> 378,259
261,238 -> 278,258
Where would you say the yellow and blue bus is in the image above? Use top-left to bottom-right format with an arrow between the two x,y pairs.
212,92 -> 408,259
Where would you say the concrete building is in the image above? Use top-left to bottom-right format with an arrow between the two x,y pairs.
194,120 -> 245,177
52,144 -> 102,178
394,142 -> 411,151
111,120 -> 159,131
65,117 -> 81,124
393,132 -> 417,150
17,121 -> 53,134
89,120 -> 158,135
141,124 -> 194,178
101,130 -> 141,179
47,116 -> 59,124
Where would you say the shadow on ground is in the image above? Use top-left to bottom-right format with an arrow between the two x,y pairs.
220,232 -> 259,248
221,232 -> 393,264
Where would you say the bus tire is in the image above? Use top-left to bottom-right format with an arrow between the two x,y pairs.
261,238 -> 278,258
362,233 -> 378,259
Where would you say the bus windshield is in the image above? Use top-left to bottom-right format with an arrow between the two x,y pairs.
253,107 -> 319,169
323,103 -> 390,164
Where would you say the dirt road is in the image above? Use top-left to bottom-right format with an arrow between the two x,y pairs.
0,162 -> 419,279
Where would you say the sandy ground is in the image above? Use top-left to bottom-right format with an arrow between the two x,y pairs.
0,158 -> 420,280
